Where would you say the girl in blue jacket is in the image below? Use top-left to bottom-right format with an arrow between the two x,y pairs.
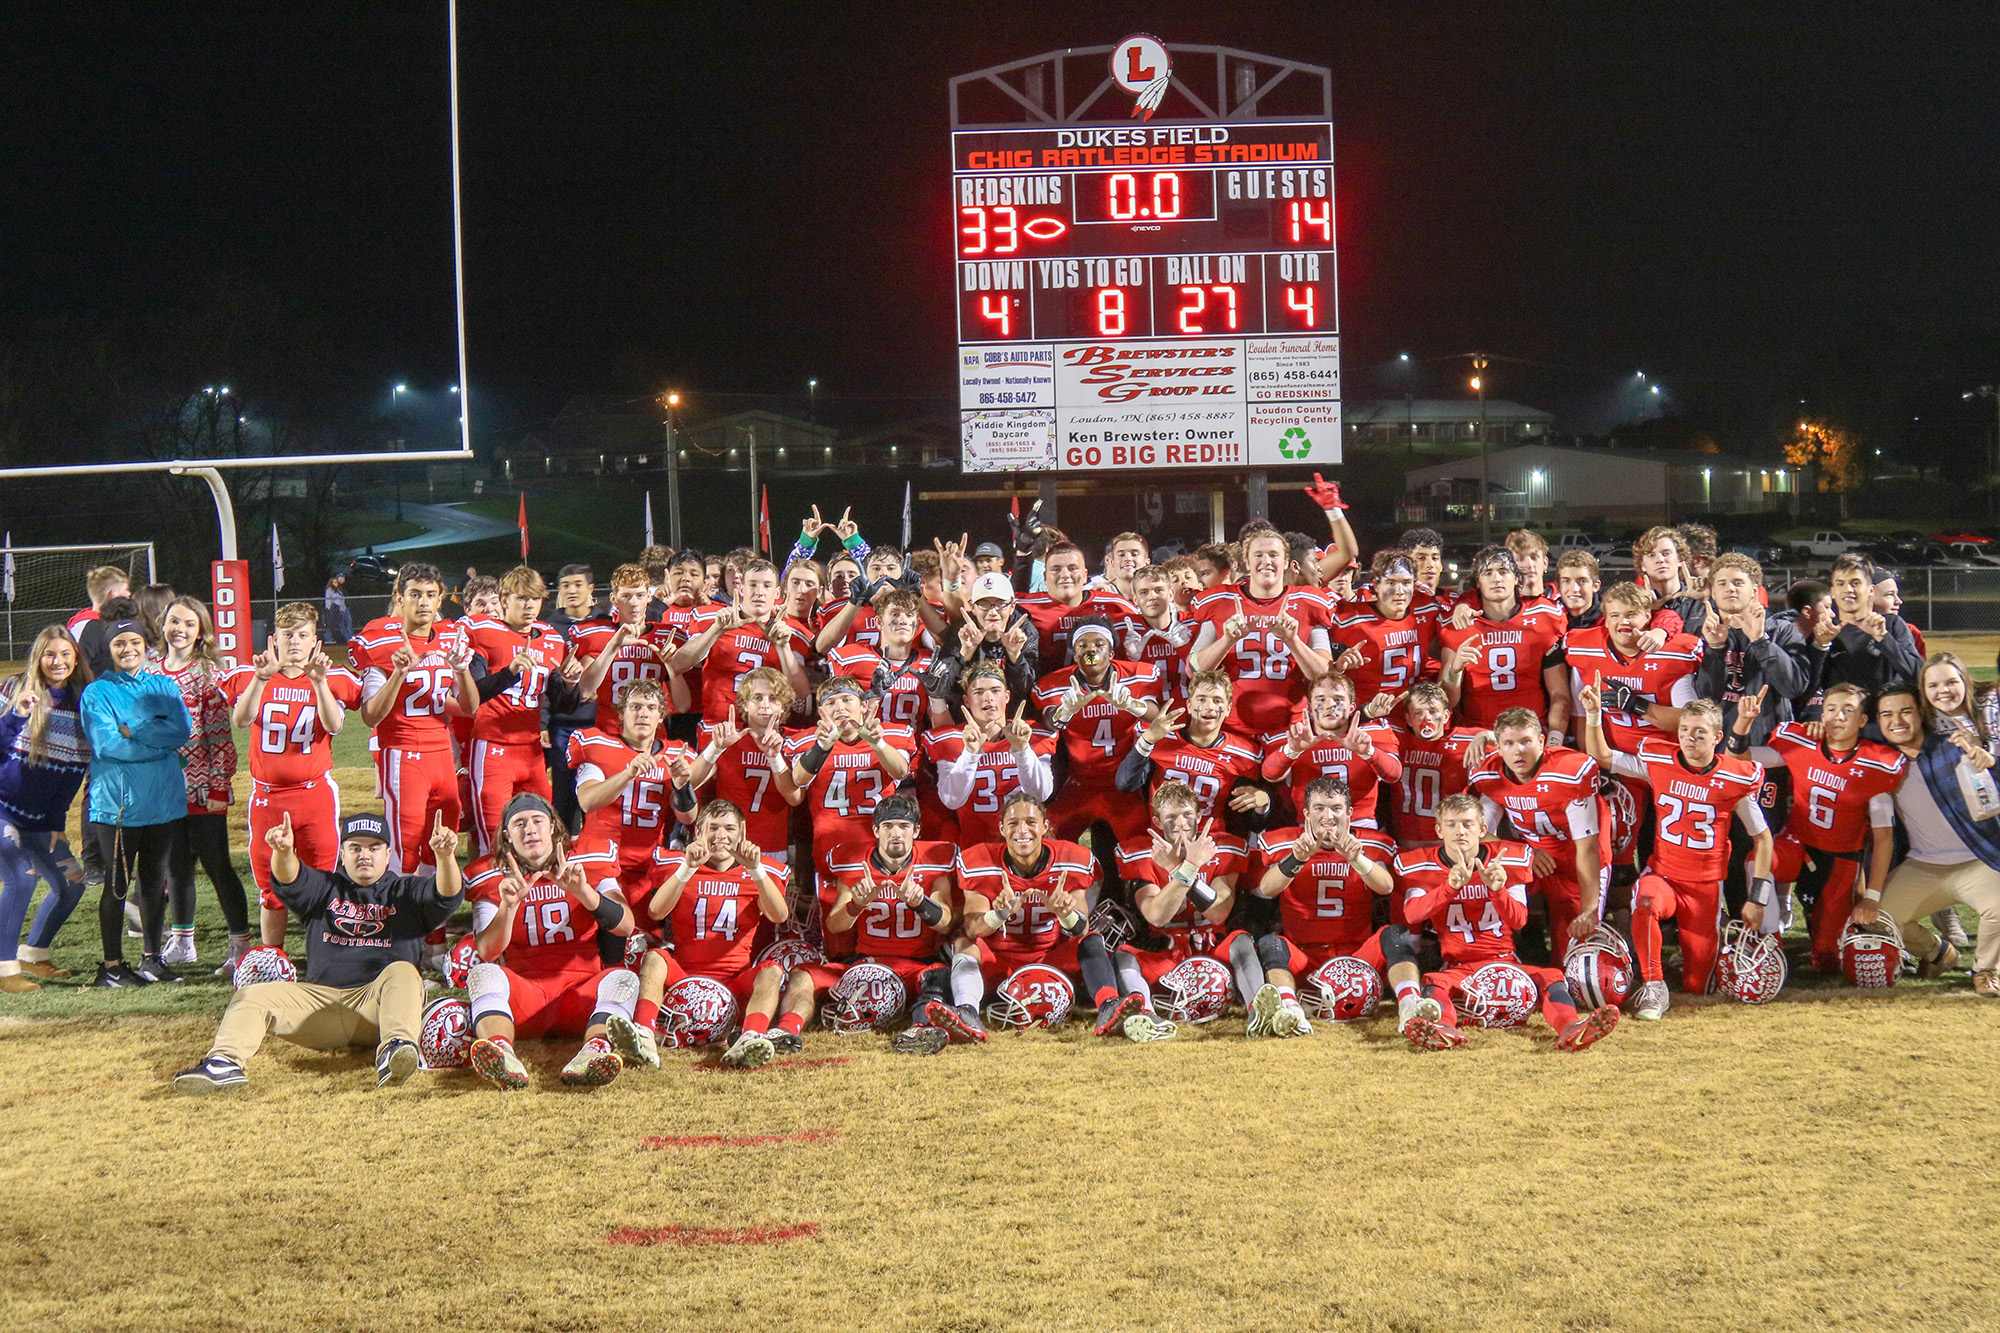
80,619 -> 191,987
0,627 -> 92,993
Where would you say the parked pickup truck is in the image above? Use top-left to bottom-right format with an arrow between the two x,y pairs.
1791,532 -> 1863,561
1551,532 -> 1617,556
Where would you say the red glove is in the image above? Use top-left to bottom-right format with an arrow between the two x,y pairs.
1305,473 -> 1346,511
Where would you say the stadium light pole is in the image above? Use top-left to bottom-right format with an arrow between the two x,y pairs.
1472,355 -> 1490,544
663,392 -> 683,550
1969,387 -> 1999,519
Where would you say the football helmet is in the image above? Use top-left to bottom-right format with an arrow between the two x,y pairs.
1562,924 -> 1635,1011
442,935 -> 480,989
824,962 -> 907,1032
1155,955 -> 1232,1024
985,963 -> 1075,1030
1089,900 -> 1136,951
231,946 -> 297,989
658,975 -> 739,1049
755,935 -> 825,976
1716,921 -> 1787,1003
1837,917 -> 1906,990
622,932 -> 651,969
1599,776 -> 1641,862
1457,961 -> 1538,1028
419,997 -> 472,1069
1306,955 -> 1383,1022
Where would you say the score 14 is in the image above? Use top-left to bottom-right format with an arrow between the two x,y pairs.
1267,252 -> 1330,330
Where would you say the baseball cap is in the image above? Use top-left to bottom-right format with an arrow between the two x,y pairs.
972,541 -> 1006,560
970,572 -> 1014,603
340,813 -> 391,845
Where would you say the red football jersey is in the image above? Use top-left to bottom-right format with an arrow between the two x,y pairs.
1256,825 -> 1397,949
693,722 -> 793,851
954,839 -> 1095,955
1015,589 -> 1142,666
464,842 -> 620,976
1562,627 -> 1702,752
1382,723 -> 1479,846
570,616 -> 670,732
1122,619 -> 1198,702
1259,721 -> 1399,826
1394,840 -> 1534,966
692,610 -> 809,722
824,643 -> 935,731
822,839 -> 957,960
919,728 -> 1058,844
567,729 -> 692,861
349,616 -> 470,751
1033,661 -> 1163,788
1434,603 -> 1566,728
1143,730 -> 1262,825
650,848 -> 788,973
654,602 -> 708,714
1465,745 -> 1607,874
1190,584 -> 1334,738
1616,737 -> 1765,882
1768,722 -> 1905,854
1115,833 -> 1248,949
813,601 -> 883,655
783,725 -> 918,850
223,666 -> 363,787
463,617 -> 569,745
1329,601 -> 1440,701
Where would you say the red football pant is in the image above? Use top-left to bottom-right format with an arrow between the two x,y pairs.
799,954 -> 933,993
467,739 -> 553,856
1532,868 -> 1583,951
377,745 -> 462,874
1773,832 -> 1862,971
1425,961 -> 1576,1030
1048,783 -> 1150,846
247,779 -> 341,909
1632,870 -> 1722,991
1272,931 -> 1386,980
499,963 -> 629,1039
976,934 -> 1080,986
653,950 -> 773,1002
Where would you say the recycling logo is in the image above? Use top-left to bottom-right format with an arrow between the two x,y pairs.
1278,426 -> 1313,460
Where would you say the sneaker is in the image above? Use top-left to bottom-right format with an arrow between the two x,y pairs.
768,1028 -> 803,1056
1632,980 -> 1670,1021
1275,997 -> 1313,1037
924,999 -> 987,1044
1974,969 -> 2000,999
892,1025 -> 949,1056
1936,908 -> 1973,950
1397,992 -> 1443,1029
173,1054 -> 247,1095
212,935 -> 254,979
1121,1011 -> 1177,1042
1557,1005 -> 1620,1052
1249,982 -> 1283,1037
136,955 -> 182,984
469,1036 -> 531,1090
18,960 -> 72,980
90,962 -> 150,988
375,1039 -> 420,1087
1093,992 -> 1143,1037
559,1037 -> 623,1087
161,933 -> 198,967
720,1031 -> 775,1070
605,1014 -> 661,1069
1918,941 -> 1960,980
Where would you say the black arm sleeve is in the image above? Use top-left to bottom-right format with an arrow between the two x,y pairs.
474,664 -> 521,703
1114,745 -> 1156,795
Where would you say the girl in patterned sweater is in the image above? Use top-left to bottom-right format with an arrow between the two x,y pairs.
0,627 -> 92,992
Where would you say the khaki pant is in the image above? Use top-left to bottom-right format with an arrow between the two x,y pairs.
1882,858 -> 2000,974
209,960 -> 423,1065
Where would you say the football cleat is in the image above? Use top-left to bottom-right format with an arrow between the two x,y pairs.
1396,992 -> 1443,1029
605,1014 -> 660,1069
1556,1006 -> 1620,1053
1632,980 -> 1670,1021
768,1028 -> 803,1055
1249,982 -> 1283,1037
173,1054 -> 247,1095
1121,1012 -> 1177,1043
469,1036 -> 531,1090
892,1025 -> 949,1056
375,1039 -> 421,1087
923,1001 -> 988,1044
559,1037 -> 623,1087
720,1031 -> 775,1069
1093,992 -> 1144,1037
1274,997 -> 1313,1037
1402,1013 -> 1465,1051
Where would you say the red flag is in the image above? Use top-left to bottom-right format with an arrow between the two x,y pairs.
758,485 -> 770,555
517,492 -> 529,561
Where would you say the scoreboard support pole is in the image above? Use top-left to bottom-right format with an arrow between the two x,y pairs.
1247,470 -> 1269,523
1037,477 -> 1059,529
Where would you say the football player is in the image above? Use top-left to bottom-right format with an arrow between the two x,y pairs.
923,661 -> 1056,848
668,558 -> 812,723
1435,546 -> 1570,736
1633,526 -> 1707,636
682,668 -> 799,870
1251,778 -> 1401,1038
572,679 -> 698,923
653,553 -> 711,743
462,566 -> 570,854
1016,541 -> 1143,666
1189,525 -> 1332,740
1394,794 -> 1619,1051
1261,672 -> 1402,830
572,563 -> 679,735
1564,582 -> 1702,749
1328,553 -> 1437,715
351,562 -> 480,874
1110,782 -> 1252,1041
784,676 -> 917,950
949,792 -> 1136,1039
1123,564 -> 1198,702
226,603 -> 361,950
1465,707 -> 1607,952
1035,619 -> 1162,887
1093,531 -> 1151,603
824,589 -> 939,734
462,795 -> 639,1090
626,799 -> 793,1069
1383,682 -> 1485,849
1577,686 -> 1772,1018
1554,550 -> 1603,631
1115,670 -> 1266,832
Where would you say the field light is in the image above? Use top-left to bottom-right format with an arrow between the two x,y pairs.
394,384 -> 406,392
1469,376 -> 1482,391
666,392 -> 681,407
1398,352 -> 1410,362
1650,385 -> 1660,395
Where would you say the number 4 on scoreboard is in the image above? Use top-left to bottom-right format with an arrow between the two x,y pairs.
980,293 -> 1016,337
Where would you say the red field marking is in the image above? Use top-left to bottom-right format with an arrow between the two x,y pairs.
641,1129 -> 842,1149
606,1223 -> 820,1248
693,1056 -> 852,1074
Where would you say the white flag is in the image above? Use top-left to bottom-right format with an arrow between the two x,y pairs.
270,522 -> 285,593
644,492 -> 655,549
901,480 -> 912,549
3,533 -> 13,605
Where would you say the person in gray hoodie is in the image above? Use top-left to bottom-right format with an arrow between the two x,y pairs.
1691,554 -> 1818,745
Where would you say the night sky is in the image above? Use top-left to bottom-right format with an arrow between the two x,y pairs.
3,2 -> 1995,443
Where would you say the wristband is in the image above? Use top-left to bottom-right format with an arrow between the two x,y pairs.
1747,876 -> 1775,907
1057,908 -> 1086,936
981,909 -> 1005,931
588,893 -> 625,928
701,742 -> 725,763
915,896 -> 946,926
1860,887 -> 1882,902
798,741 -> 833,776
1133,736 -> 1156,758
1276,853 -> 1306,879
1584,711 -> 1603,729
1185,877 -> 1217,912
671,783 -> 698,813
1725,731 -> 1752,754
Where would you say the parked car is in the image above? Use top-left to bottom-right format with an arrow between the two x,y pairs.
1790,531 -> 1863,561
1944,541 -> 2000,567
344,552 -> 400,591
1551,532 -> 1617,556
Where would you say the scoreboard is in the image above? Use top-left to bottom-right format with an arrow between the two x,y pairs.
956,120 -> 1340,474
